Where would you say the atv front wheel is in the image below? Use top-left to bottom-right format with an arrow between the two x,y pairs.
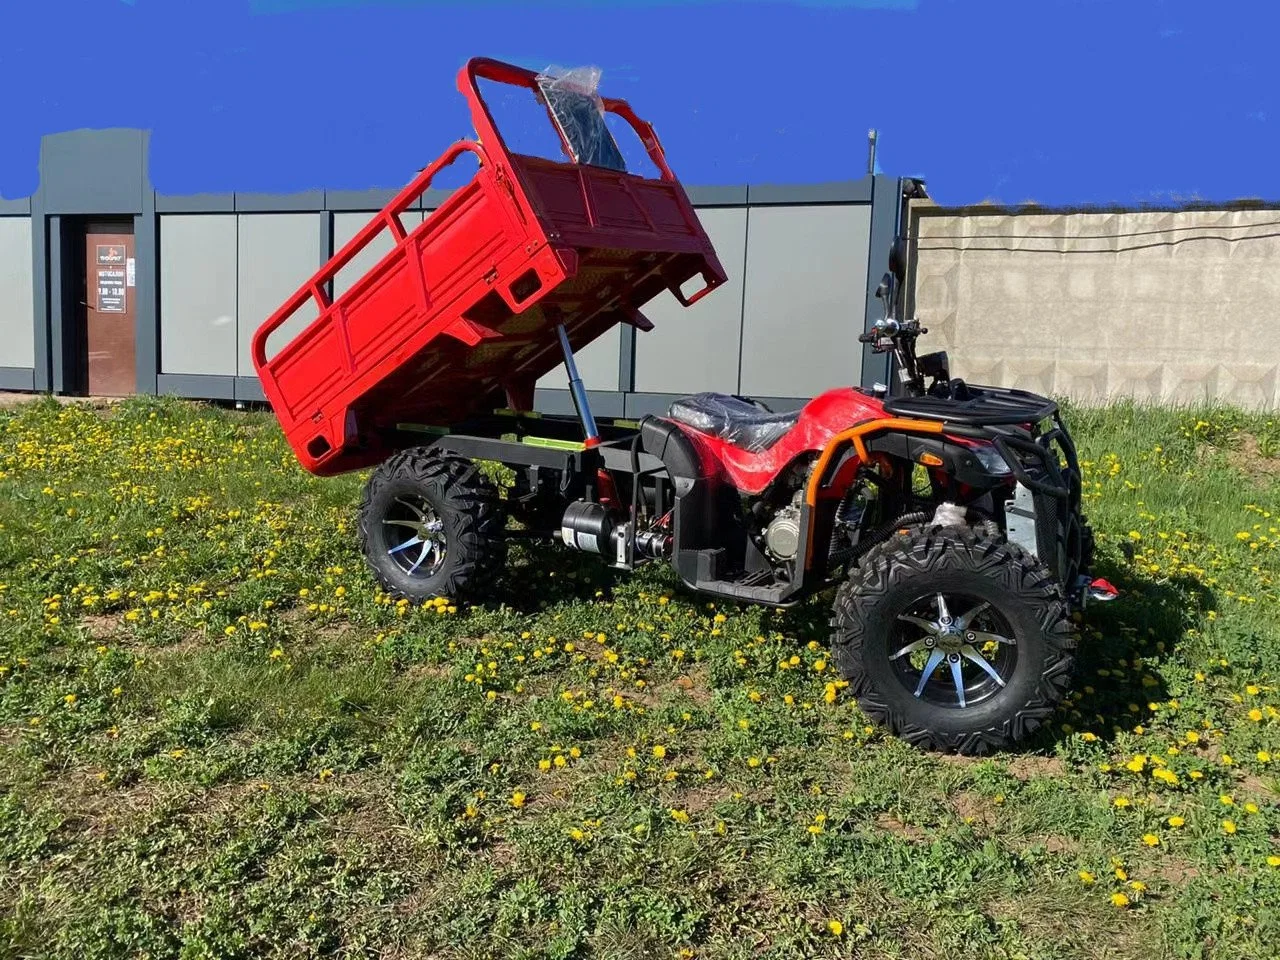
358,448 -> 506,602
830,524 -> 1076,754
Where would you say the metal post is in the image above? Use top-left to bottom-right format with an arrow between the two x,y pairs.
556,323 -> 600,446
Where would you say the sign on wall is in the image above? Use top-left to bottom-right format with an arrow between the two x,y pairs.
96,245 -> 127,313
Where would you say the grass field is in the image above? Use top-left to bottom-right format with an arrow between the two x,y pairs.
0,396 -> 1278,960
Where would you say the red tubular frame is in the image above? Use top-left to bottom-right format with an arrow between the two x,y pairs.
251,139 -> 490,371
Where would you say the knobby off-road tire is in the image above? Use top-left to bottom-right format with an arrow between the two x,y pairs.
358,448 -> 507,602
830,523 -> 1077,755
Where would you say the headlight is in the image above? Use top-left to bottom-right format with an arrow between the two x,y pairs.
972,443 -> 1012,476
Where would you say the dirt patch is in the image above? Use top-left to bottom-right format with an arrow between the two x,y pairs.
121,633 -> 213,661
1234,772 -> 1278,798
402,662 -> 452,682
671,780 -> 739,816
1226,433 -> 1280,484
671,664 -> 713,706
39,771 -> 177,840
80,614 -> 119,641
1003,755 -> 1067,781
875,812 -> 928,842
1031,834 -> 1079,855
951,789 -> 999,829
1153,856 -> 1201,887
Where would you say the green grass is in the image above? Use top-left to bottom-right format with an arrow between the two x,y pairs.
0,395 -> 1277,960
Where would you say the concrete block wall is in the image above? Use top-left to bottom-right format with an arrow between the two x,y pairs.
909,203 -> 1280,409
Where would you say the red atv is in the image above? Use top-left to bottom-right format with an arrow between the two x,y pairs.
254,58 -> 1114,753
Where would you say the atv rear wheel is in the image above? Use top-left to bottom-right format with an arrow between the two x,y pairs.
358,448 -> 506,602
830,524 -> 1076,754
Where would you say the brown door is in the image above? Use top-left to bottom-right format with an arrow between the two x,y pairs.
83,225 -> 137,396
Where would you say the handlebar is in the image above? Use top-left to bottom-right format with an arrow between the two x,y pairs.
859,318 -> 927,344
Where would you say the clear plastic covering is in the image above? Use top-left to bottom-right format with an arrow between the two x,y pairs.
536,65 -> 628,172
667,393 -> 801,453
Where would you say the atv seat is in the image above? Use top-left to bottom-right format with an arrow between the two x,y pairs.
667,393 -> 800,453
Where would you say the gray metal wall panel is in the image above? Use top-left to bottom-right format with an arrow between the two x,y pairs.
0,367 -> 35,391
536,324 -> 621,393
236,214 -> 322,376
158,373 -> 236,400
160,215 -> 238,376
747,179 -> 874,205
739,205 -> 871,397
235,191 -> 325,212
534,388 -> 625,420
632,207 -> 747,394
236,377 -> 266,403
0,218 -> 35,368
326,189 -> 401,211
686,186 -> 749,206
156,193 -> 235,213
331,211 -> 424,298
634,208 -> 747,396
38,130 -> 148,215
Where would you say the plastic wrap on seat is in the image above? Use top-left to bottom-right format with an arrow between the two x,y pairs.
667,392 -> 801,453
536,65 -> 628,172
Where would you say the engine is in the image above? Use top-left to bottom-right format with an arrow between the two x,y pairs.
749,460 -> 812,563
763,492 -> 803,560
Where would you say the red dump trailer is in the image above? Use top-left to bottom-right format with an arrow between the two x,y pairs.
252,57 -> 726,476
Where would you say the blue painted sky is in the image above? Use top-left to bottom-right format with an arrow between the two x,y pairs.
1,0 -> 1275,205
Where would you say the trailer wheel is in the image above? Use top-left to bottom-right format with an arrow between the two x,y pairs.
830,523 -> 1076,755
358,448 -> 507,602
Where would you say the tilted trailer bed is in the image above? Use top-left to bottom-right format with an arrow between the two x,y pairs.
253,57 -> 726,476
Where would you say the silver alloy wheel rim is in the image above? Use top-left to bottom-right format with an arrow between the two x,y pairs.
383,496 -> 447,577
889,593 -> 1016,709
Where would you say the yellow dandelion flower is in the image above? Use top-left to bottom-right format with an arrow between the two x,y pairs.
652,744 -> 666,759
827,920 -> 843,937
1168,816 -> 1185,828
1078,870 -> 1095,885
1142,833 -> 1160,847
1111,893 -> 1130,908
510,791 -> 526,808
1222,819 -> 1237,834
